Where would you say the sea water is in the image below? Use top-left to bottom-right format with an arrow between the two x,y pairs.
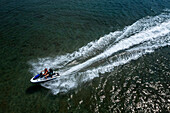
0,0 -> 169,112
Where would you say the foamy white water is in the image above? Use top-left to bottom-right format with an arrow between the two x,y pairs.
29,11 -> 170,95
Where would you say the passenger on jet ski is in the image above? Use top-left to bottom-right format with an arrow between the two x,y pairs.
45,68 -> 54,79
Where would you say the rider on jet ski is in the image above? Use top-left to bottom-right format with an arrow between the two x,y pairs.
40,68 -> 59,79
39,68 -> 52,78
45,68 -> 54,79
43,68 -> 48,75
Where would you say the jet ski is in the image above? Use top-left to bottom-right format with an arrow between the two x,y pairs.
30,72 -> 60,83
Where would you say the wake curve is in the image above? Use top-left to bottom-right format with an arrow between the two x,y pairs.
29,11 -> 170,95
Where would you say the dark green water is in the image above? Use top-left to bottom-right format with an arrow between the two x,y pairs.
0,0 -> 170,112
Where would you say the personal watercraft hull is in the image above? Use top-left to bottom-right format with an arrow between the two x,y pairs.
30,73 -> 60,83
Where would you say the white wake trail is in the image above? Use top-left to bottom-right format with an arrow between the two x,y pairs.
62,21 -> 170,76
29,11 -> 170,94
29,31 -> 123,75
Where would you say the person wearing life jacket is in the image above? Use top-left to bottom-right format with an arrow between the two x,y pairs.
43,68 -> 48,76
45,68 -> 53,79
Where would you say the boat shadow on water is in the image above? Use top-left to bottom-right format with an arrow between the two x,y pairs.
26,85 -> 45,94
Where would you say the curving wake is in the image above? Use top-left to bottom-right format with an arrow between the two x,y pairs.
29,11 -> 170,95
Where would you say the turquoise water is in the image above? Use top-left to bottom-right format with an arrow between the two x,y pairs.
0,0 -> 170,112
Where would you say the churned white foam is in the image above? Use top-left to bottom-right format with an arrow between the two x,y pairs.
61,20 -> 170,76
29,31 -> 123,75
29,11 -> 170,94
